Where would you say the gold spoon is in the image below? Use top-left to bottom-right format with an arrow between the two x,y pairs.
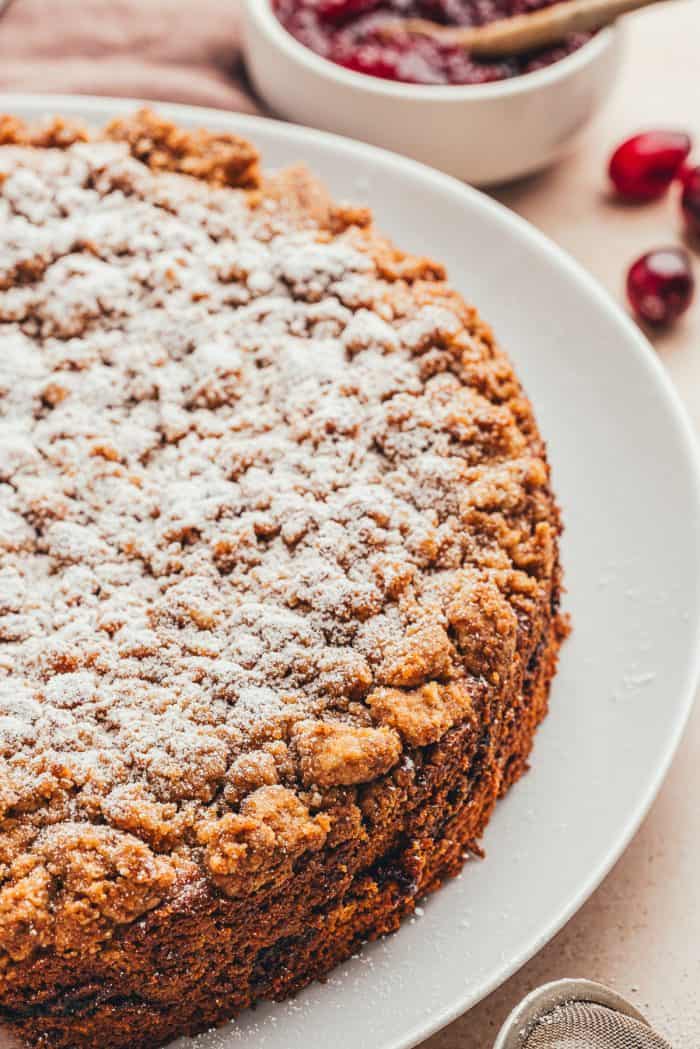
384,0 -> 673,58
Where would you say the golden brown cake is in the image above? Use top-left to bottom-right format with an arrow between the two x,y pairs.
0,110 -> 566,1049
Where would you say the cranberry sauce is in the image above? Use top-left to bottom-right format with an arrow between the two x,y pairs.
273,0 -> 593,86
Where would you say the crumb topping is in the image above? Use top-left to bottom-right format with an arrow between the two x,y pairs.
0,113 -> 558,969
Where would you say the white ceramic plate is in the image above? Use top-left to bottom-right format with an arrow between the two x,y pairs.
4,94 -> 699,1049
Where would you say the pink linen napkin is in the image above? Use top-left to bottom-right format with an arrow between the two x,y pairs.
0,0 -> 263,113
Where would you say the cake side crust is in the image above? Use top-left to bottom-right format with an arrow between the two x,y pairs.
3,606 -> 566,1049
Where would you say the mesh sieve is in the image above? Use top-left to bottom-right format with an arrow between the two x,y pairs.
523,1001 -> 673,1048
494,980 -> 675,1049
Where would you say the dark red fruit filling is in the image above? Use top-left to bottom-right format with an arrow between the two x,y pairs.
273,0 -> 593,85
314,0 -> 383,19
608,131 -> 692,202
626,248 -> 694,326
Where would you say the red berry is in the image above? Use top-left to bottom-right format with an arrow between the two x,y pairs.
626,248 -> 694,326
609,131 -> 692,201
681,165 -> 700,238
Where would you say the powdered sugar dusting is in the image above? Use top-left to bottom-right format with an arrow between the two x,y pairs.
0,136 -> 538,872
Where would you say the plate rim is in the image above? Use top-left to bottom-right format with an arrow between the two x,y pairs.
2,92 -> 699,1049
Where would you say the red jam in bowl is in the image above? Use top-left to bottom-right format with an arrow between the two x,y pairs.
272,0 -> 593,86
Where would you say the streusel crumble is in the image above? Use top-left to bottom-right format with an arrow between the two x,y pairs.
0,110 -> 565,1049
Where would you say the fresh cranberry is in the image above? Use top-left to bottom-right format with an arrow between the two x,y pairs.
609,131 -> 692,202
681,165 -> 700,239
626,248 -> 694,326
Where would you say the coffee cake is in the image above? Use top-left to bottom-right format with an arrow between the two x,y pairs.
0,110 -> 566,1049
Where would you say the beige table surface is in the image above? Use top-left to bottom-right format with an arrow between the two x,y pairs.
427,4 -> 700,1047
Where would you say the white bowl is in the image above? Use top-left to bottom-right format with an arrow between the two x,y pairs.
242,0 -> 623,186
